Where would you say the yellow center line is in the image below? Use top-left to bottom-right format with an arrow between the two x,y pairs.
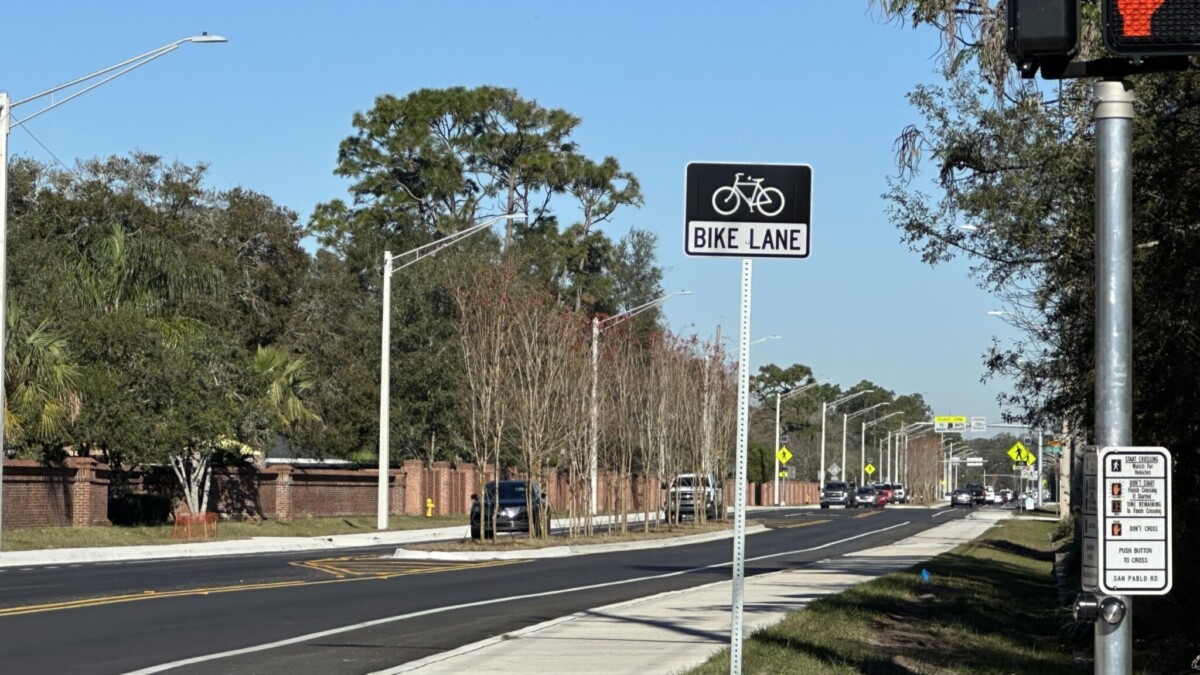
0,559 -> 526,618
853,510 -> 881,519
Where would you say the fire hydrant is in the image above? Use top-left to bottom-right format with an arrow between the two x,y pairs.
425,498 -> 435,517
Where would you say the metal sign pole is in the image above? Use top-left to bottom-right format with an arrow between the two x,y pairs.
729,258 -> 752,675
1094,78 -> 1134,675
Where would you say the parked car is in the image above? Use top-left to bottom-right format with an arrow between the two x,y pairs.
470,480 -> 547,539
857,486 -> 887,508
891,483 -> 908,504
820,481 -> 855,509
951,488 -> 974,507
663,473 -> 725,520
999,488 -> 1014,503
873,483 -> 895,503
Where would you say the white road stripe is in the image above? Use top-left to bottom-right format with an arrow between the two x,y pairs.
127,520 -> 911,674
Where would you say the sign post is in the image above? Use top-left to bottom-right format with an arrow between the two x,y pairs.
685,161 -> 812,675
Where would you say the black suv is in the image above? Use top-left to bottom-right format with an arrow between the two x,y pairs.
964,483 -> 988,506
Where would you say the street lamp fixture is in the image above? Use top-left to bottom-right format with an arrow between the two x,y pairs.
841,401 -> 889,485
0,34 -> 226,550
772,378 -> 827,505
818,389 -> 873,484
590,290 -> 692,515
378,213 -> 526,530
861,411 -> 902,485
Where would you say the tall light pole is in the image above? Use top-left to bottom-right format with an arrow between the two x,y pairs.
772,378 -> 824,505
378,213 -> 526,530
842,402 -> 889,485
819,389 -> 872,484
861,411 -> 901,485
0,34 -> 226,549
589,290 -> 692,515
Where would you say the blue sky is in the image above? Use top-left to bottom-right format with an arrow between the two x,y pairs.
3,1 -> 1023,431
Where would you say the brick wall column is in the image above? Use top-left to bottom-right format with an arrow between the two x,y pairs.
402,460 -> 424,516
275,467 -> 293,521
69,458 -> 93,526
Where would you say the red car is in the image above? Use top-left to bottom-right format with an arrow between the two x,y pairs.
854,486 -> 888,508
870,490 -> 888,507
873,483 -> 894,503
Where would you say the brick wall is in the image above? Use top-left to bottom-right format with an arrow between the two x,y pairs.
1,458 -> 814,529
0,458 -> 111,530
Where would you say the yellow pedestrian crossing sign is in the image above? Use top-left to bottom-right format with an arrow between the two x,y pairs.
776,447 -> 792,464
864,463 -> 876,476
1006,441 -> 1035,465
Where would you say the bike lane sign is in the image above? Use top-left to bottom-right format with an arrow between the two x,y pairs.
684,162 -> 813,258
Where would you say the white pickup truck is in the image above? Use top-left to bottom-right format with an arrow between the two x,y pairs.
664,473 -> 725,520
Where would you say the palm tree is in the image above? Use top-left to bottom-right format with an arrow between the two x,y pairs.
254,345 -> 320,435
4,304 -> 81,449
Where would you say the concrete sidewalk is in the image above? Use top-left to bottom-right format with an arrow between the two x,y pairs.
379,509 -> 1011,675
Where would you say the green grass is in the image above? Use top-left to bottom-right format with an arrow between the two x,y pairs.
691,519 -> 1078,675
0,514 -> 466,552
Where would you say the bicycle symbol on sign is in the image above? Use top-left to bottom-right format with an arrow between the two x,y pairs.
711,173 -> 786,217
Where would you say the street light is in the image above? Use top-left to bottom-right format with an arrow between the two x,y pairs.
750,334 -> 781,346
0,34 -> 226,550
819,389 -> 873,484
842,401 -> 889,485
378,213 -> 526,530
861,411 -> 901,485
590,290 -> 692,515
772,378 -> 827,505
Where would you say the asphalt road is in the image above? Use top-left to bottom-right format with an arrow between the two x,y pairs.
0,505 -> 971,674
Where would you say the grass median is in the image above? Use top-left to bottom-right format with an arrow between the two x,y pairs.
0,515 -> 466,552
691,518 -> 1076,675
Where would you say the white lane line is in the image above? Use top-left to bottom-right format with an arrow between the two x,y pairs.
127,521 -> 912,674
932,509 -> 959,518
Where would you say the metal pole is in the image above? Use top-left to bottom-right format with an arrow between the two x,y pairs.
0,93 -> 9,551
860,420 -> 866,486
377,252 -> 393,530
590,316 -> 599,516
1036,428 -> 1044,507
819,400 -> 827,484
841,412 -> 848,485
1094,77 -> 1135,675
773,392 -> 781,506
729,259 -> 752,675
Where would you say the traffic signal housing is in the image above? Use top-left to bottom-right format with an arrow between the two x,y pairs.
1007,0 -> 1080,77
1104,0 -> 1200,55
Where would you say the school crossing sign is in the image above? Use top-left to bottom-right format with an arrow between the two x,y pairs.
684,162 -> 813,258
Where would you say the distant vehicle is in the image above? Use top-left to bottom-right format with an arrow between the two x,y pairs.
470,480 -> 547,540
951,488 -> 974,508
664,473 -> 724,520
820,481 -> 855,509
872,483 -> 894,503
965,483 -> 988,506
891,483 -> 908,504
999,489 -> 1014,503
858,486 -> 887,508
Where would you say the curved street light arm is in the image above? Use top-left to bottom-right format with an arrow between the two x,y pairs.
390,213 -> 526,274
829,389 -> 874,410
597,290 -> 692,331
11,35 -> 227,128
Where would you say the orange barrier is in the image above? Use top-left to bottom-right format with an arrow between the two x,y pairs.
172,507 -> 219,539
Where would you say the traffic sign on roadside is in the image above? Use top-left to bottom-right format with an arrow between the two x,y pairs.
1098,446 -> 1172,595
970,416 -> 987,432
684,162 -> 813,258
776,447 -> 793,464
828,462 -> 841,478
864,463 -> 876,476
1007,441 -> 1035,465
934,415 -> 967,432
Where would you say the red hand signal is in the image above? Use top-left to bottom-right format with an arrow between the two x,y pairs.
1117,0 -> 1167,37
